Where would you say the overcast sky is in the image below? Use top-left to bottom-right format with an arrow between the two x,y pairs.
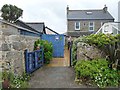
0,0 -> 120,33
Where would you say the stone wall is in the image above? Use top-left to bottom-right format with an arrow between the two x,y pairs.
77,42 -> 105,60
0,22 -> 20,35
67,20 -> 114,32
0,33 -> 39,74
118,1 -> 120,31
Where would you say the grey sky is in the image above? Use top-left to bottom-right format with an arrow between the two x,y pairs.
0,0 -> 120,33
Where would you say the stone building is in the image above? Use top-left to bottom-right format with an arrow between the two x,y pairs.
66,5 -> 114,37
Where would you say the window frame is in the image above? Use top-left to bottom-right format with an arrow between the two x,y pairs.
75,22 -> 80,30
89,22 -> 94,31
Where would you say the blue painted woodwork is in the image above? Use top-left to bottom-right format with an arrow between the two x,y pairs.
70,42 -> 72,67
42,34 -> 64,57
20,29 -> 41,37
24,47 -> 44,74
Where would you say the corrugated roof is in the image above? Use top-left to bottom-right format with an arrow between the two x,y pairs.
26,23 -> 45,33
67,10 -> 114,20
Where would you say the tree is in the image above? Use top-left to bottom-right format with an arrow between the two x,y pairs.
1,4 -> 23,23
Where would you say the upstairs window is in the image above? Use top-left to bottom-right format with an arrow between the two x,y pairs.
89,22 -> 94,31
75,22 -> 80,30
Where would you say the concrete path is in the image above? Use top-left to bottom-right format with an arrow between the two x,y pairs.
29,67 -> 87,88
29,48 -> 86,88
47,47 -> 70,67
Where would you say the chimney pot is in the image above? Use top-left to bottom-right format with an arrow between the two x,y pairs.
103,4 -> 107,13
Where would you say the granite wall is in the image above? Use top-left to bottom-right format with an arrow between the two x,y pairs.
0,33 -> 39,74
77,42 -> 105,60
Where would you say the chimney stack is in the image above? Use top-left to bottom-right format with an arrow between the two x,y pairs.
103,5 -> 107,13
67,5 -> 69,15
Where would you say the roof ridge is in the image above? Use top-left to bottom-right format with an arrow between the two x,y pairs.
69,9 -> 103,11
26,22 -> 44,24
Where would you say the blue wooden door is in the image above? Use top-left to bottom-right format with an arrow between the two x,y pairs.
42,34 -> 64,57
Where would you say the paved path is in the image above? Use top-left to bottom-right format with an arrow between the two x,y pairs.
29,67 -> 87,88
29,48 -> 86,88
47,47 -> 70,67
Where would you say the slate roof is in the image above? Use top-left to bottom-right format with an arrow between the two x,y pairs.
26,22 -> 45,33
0,19 -> 38,34
67,10 -> 114,20
15,20 -> 40,34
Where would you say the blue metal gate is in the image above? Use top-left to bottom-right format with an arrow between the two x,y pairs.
24,48 -> 44,74
42,34 -> 64,57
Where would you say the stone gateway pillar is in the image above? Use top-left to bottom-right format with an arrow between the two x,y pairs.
118,1 -> 120,32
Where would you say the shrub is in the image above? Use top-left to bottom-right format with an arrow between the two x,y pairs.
2,71 -> 30,88
84,33 -> 120,70
44,51 -> 52,64
74,59 -> 120,87
34,39 -> 53,64
84,33 -> 117,48
72,37 -> 85,66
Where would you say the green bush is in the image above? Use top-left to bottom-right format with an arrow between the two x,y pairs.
34,39 -> 53,64
84,33 -> 120,70
44,51 -> 52,64
72,37 -> 85,66
84,33 -> 117,48
2,71 -> 30,88
74,59 -> 120,87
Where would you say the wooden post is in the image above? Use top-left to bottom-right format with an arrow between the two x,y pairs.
34,51 -> 38,68
24,49 -> 29,74
70,41 -> 73,67
70,46 -> 71,67
41,47 -> 44,65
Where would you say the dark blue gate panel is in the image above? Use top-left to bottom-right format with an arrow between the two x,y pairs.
25,48 -> 44,74
42,34 -> 64,57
